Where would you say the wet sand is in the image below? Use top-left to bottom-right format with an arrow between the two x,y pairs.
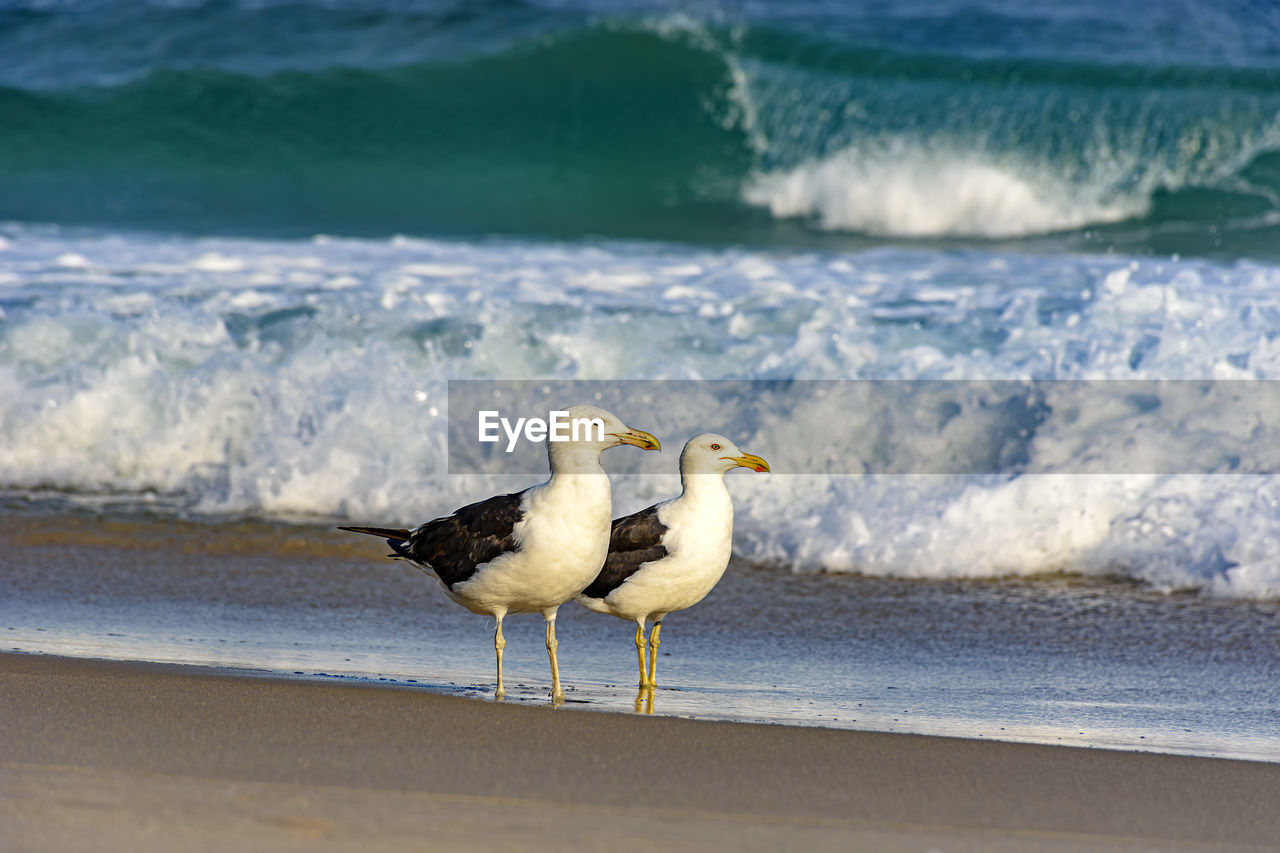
5,509 -> 1279,761
1,653 -> 1276,852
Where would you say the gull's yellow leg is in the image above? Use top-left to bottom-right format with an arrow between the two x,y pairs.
634,621 -> 649,688
545,614 -> 565,705
643,684 -> 654,715
493,612 -> 507,701
646,621 -> 663,689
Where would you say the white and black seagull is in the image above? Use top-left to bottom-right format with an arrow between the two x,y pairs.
576,433 -> 769,692
340,404 -> 660,703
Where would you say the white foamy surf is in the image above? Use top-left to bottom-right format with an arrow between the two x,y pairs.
741,140 -> 1146,237
2,224 -> 1280,598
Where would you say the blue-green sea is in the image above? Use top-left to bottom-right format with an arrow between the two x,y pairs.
2,0 -> 1280,255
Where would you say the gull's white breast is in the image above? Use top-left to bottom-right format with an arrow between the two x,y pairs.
451,473 -> 613,614
604,486 -> 734,620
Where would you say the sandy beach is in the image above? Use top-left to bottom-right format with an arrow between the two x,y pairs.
1,653 -> 1276,852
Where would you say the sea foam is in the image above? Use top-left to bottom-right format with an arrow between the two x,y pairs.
742,141 -> 1145,237
2,226 -> 1280,597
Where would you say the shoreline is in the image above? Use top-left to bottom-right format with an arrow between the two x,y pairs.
4,508 -> 1280,767
3,652 -> 1278,851
5,645 -> 1276,766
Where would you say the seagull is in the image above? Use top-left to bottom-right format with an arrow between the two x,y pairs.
340,404 -> 660,703
576,433 -> 769,693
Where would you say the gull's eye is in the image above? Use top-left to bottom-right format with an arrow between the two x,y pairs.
709,443 -> 721,451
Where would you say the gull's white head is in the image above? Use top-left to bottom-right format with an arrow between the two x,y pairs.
548,404 -> 661,469
679,433 -> 770,477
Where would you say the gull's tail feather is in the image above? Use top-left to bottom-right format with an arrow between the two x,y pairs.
339,525 -> 412,542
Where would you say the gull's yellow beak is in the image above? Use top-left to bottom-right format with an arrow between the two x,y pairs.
610,428 -> 661,451
725,452 -> 770,473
